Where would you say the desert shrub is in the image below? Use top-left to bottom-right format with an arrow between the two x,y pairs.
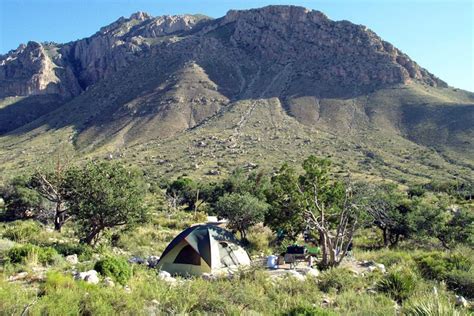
377,268 -> 417,302
357,248 -> 414,268
0,277 -> 36,314
403,288 -> 466,316
32,271 -> 142,315
318,268 -> 361,293
94,256 -> 131,285
416,252 -> 471,280
6,244 -> 60,265
446,269 -> 474,299
335,291 -> 396,315
286,305 -> 337,316
2,220 -> 41,242
246,224 -> 273,255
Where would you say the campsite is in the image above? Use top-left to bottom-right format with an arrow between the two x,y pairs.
0,157 -> 472,315
1,1 -> 473,315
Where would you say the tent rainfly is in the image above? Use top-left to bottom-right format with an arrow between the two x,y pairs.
156,224 -> 251,276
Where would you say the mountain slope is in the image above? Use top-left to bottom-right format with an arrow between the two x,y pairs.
0,5 -> 472,184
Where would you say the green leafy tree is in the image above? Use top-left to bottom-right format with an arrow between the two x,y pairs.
268,156 -> 363,268
412,193 -> 474,249
206,169 -> 272,206
0,176 -> 43,220
214,192 -> 269,241
265,164 -> 307,241
364,184 -> 414,247
64,161 -> 149,245
166,177 -> 201,211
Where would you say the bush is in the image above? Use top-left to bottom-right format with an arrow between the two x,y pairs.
94,257 -> 131,285
6,244 -> 59,265
51,242 -> 93,261
318,268 -> 361,293
2,220 -> 41,242
377,269 -> 417,302
403,288 -> 465,316
416,252 -> 471,281
246,224 -> 273,255
446,269 -> 474,299
286,305 -> 337,316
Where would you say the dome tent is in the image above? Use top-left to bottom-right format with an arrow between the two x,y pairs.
156,224 -> 251,276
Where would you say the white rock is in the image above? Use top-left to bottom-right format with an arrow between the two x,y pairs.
124,285 -> 132,293
129,256 -> 145,264
75,270 -> 99,284
104,277 -> 115,287
375,263 -> 386,273
455,295 -> 468,308
8,271 -> 28,281
158,271 -> 171,280
146,256 -> 160,268
297,267 -> 320,277
270,269 -> 305,281
202,273 -> 218,281
158,271 -> 177,284
65,254 -> 78,265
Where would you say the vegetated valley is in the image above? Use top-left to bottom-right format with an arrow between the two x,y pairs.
0,5 -> 473,315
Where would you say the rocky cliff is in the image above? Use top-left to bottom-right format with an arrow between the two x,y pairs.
0,12 -> 209,98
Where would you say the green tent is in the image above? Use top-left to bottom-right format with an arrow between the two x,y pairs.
156,224 -> 251,276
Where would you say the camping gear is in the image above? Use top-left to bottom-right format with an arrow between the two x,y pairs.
156,224 -> 251,276
267,255 -> 278,269
286,245 -> 306,254
284,245 -> 309,269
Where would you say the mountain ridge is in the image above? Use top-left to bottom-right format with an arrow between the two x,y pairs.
0,5 -> 472,184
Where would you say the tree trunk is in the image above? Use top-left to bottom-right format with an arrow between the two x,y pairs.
83,227 -> 101,245
383,228 -> 389,247
319,230 -> 333,268
54,202 -> 65,231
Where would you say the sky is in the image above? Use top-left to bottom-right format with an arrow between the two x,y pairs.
1,0 -> 473,91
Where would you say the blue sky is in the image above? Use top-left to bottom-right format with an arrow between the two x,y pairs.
1,0 -> 473,91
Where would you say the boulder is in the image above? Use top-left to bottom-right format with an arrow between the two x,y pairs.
158,270 -> 177,284
146,256 -> 160,268
129,256 -> 146,264
158,271 -> 171,279
268,269 -> 305,281
298,267 -> 320,277
8,271 -> 28,281
65,254 -> 78,265
375,263 -> 386,273
75,270 -> 100,284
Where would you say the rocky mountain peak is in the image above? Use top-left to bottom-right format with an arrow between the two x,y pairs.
224,5 -> 328,24
0,5 -> 448,103
129,11 -> 152,21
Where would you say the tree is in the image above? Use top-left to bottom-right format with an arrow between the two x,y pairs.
165,177 -> 201,211
411,193 -> 473,249
268,156 -> 362,268
0,176 -> 43,220
64,161 -> 149,245
265,164 -> 307,241
364,183 -> 414,247
30,170 -> 69,231
214,192 -> 269,241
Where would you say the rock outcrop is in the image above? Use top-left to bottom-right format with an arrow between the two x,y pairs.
0,41 -> 81,98
0,12 -> 210,98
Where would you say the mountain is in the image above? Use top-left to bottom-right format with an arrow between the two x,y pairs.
0,5 -> 473,184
